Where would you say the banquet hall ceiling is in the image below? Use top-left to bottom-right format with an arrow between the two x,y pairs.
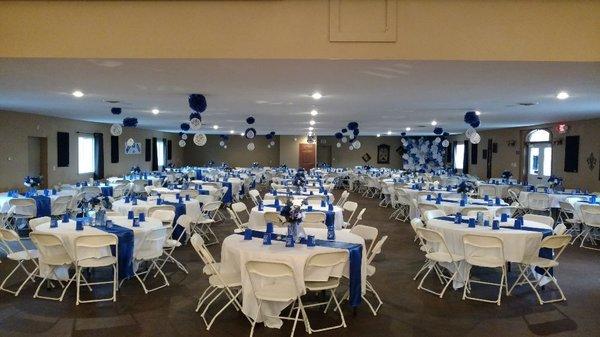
0,59 -> 599,136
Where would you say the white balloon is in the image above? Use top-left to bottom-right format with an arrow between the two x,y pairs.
465,127 -> 475,138
336,142 -> 341,148
247,142 -> 255,151
110,124 -> 122,136
193,133 -> 207,146
246,129 -> 255,139
341,137 -> 347,143
270,140 -> 275,146
219,140 -> 225,146
349,145 -> 354,151
442,139 -> 450,147
181,133 -> 188,140
434,137 -> 441,143
352,140 -> 361,149
126,138 -> 135,147
189,118 -> 202,130
178,140 -> 186,147
470,133 -> 481,144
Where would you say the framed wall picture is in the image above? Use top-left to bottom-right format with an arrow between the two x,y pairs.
125,142 -> 142,155
377,144 -> 390,164
362,153 -> 372,163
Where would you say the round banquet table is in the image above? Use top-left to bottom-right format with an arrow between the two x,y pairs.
263,192 -> 334,204
112,196 -> 202,220
518,190 -> 594,209
0,190 -> 76,215
249,204 -> 344,230
426,216 -> 552,289
399,187 -> 458,219
418,195 -> 509,219
219,228 -> 366,328
34,216 -> 163,280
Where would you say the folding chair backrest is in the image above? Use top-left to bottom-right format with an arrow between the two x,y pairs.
366,235 -> 388,264
30,232 -> 72,265
306,251 -> 348,270
202,201 -> 222,213
462,234 -> 504,267
150,210 -> 176,227
0,228 -> 28,254
174,214 -> 194,241
181,189 -> 199,198
306,195 -> 326,205
423,209 -> 446,223
29,216 -> 50,230
231,202 -> 248,214
558,201 -> 576,213
74,233 -> 118,262
135,227 -> 167,259
580,204 -> 600,227
264,212 -> 286,227
523,214 -> 554,227
528,193 -> 550,211
302,211 -> 327,229
478,185 -> 497,197
148,205 -> 176,216
227,208 -> 244,229
462,207 -> 489,217
553,223 -> 567,235
81,186 -> 102,200
494,206 -> 517,217
51,195 -> 72,216
9,198 -> 37,217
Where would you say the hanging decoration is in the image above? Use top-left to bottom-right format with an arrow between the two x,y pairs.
180,123 -> 190,131
189,94 -> 207,113
433,127 -> 444,135
246,116 -> 255,125
179,139 -> 186,147
122,117 -> 138,128
181,133 -> 188,140
189,112 -> 202,130
110,124 -> 122,136
245,127 -> 256,139
352,140 -> 362,149
111,107 -> 122,115
247,142 -> 255,151
218,135 -> 229,148
401,137 -> 444,172
336,142 -> 341,148
193,133 -> 207,146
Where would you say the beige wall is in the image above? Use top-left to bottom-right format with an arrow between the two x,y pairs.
1,0 -> 599,61
278,135 -> 318,169
0,110 -> 183,191
449,118 -> 600,191
318,136 -> 404,169
183,135 -> 280,168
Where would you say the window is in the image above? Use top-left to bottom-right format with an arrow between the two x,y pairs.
157,139 -> 165,167
78,135 -> 95,174
454,143 -> 465,170
527,129 -> 550,142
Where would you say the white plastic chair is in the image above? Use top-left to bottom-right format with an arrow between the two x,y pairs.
415,227 -> 463,298
155,215 -> 192,275
30,232 -> 75,301
523,214 -> 554,228
28,216 -> 50,231
8,198 -> 37,224
231,202 -> 250,227
0,228 -> 39,296
73,233 -> 119,304
150,209 -> 176,227
423,209 -> 446,224
350,225 -> 378,256
51,195 -> 72,217
301,211 -> 326,229
350,208 -> 366,228
527,193 -> 551,215
131,226 -> 169,294
336,190 -> 349,207
248,189 -> 262,206
147,205 -> 176,217
342,201 -> 358,226
507,235 -> 571,304
195,201 -> 222,246
579,204 -> 600,251
462,234 -> 507,305
478,184 -> 498,198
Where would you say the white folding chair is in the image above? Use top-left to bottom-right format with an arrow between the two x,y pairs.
418,203 -> 441,222
557,201 -> 580,238
150,209 -> 176,227
81,186 -> 102,201
195,201 -> 222,246
494,206 -> 517,218
231,202 -> 250,227
390,188 -> 411,222
527,193 -> 551,215
336,190 -> 349,207
350,225 -> 378,257
51,195 -> 72,217
245,260 -> 304,337
579,204 -> 600,251
73,233 -> 119,304
28,216 -> 50,231
147,205 -> 176,217
415,228 -> 463,298
342,201 -> 358,227
478,184 -> 498,198
350,208 -> 366,228
131,226 -> 169,294
507,235 -> 571,304
8,198 -> 37,228
410,219 -> 430,280
360,235 -> 387,315
193,236 -> 243,331
155,215 -> 192,275
423,209 -> 446,224
248,189 -> 262,206
302,251 -> 348,333
226,208 -> 246,231
0,228 -> 39,296
462,234 -> 507,305
30,232 -> 75,301
523,214 -> 555,228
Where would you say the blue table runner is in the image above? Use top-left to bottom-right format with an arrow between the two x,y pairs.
97,224 -> 134,280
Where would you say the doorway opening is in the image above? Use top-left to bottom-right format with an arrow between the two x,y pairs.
526,129 -> 551,185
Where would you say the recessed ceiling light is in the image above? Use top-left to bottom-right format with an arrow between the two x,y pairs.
556,91 -> 569,100
405,127 -> 411,131
309,120 -> 316,126
151,108 -> 159,115
431,120 -> 438,126
213,125 -> 219,130
475,110 -> 481,116
72,90 -> 84,98
387,130 -> 392,135
311,92 -> 322,100
310,109 -> 318,116
376,134 -> 381,137
229,130 -> 235,134
308,126 -> 314,131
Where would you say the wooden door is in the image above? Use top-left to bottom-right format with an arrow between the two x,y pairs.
299,143 -> 316,170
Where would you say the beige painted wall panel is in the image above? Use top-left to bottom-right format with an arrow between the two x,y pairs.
182,135 -> 279,167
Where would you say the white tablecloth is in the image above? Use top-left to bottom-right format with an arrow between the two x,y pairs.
249,204 -> 345,230
0,190 -> 75,214
263,192 -> 334,204
219,228 -> 366,328
519,191 -> 591,208
112,196 -> 202,221
418,196 -> 509,219
427,217 -> 551,288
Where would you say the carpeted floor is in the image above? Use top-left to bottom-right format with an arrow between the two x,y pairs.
0,188 -> 599,337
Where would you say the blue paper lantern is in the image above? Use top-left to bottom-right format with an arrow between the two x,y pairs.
122,117 -> 138,127
246,116 -> 255,125
334,132 -> 343,139
341,128 -> 348,133
189,112 -> 202,121
111,107 -> 122,115
180,123 -> 190,131
353,129 -> 360,136
347,122 -> 359,131
189,94 -> 207,113
433,127 -> 443,135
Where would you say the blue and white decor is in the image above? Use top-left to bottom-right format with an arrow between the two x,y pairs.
401,137 -> 444,172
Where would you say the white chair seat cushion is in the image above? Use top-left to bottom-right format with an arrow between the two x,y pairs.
426,251 -> 462,263
208,272 -> 241,288
306,277 -> 340,291
164,239 -> 182,248
7,249 -> 39,261
78,256 -> 117,268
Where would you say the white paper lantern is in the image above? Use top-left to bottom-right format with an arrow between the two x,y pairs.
402,154 -> 409,159
270,141 -> 275,146
434,137 -> 441,143
190,118 -> 202,130
336,142 -> 341,148
181,134 -> 188,140
247,142 -> 255,151
349,145 -> 354,151
193,133 -> 207,146
341,137 -> 347,143
126,138 -> 135,147
470,133 -> 481,144
110,124 -> 122,136
267,144 -> 271,149
178,140 -> 186,147
223,145 -> 227,149
442,139 -> 450,147
465,127 -> 476,138
219,140 -> 225,146
352,140 -> 361,149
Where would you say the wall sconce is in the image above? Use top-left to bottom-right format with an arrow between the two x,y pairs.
552,138 -> 563,146
506,140 -> 516,147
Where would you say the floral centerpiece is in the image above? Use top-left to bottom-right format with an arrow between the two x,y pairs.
280,200 -> 305,242
24,176 -> 42,188
251,162 -> 260,168
501,170 -> 512,180
457,180 -> 476,198
292,168 -> 308,193
548,175 -> 564,190
130,165 -> 142,175
207,160 -> 215,167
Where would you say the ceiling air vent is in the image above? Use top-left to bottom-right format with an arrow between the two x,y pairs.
517,102 -> 538,106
